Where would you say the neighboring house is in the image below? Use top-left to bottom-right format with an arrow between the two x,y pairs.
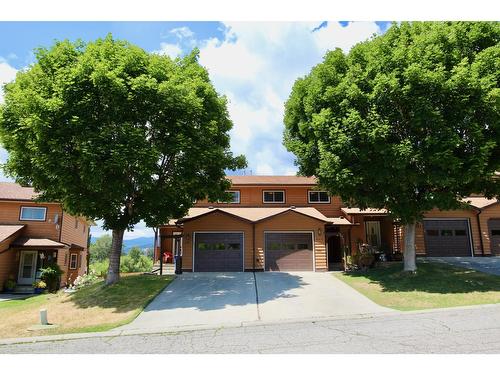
0,182 -> 91,292
157,176 -> 500,272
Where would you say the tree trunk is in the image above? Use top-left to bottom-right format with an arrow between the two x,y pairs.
106,229 -> 124,285
403,222 -> 417,272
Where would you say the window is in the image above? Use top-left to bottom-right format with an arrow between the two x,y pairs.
365,221 -> 382,246
426,229 -> 439,236
491,230 -> 500,236
69,253 -> 78,269
308,191 -> 330,203
223,191 -> 240,204
454,229 -> 467,236
263,190 -> 285,203
441,229 -> 453,236
74,218 -> 78,229
20,206 -> 47,221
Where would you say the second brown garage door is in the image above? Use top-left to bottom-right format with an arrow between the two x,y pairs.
423,220 -> 472,257
265,232 -> 313,271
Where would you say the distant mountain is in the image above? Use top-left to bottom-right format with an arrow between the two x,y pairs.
91,235 -> 156,253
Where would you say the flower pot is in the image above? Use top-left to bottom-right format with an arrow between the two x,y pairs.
34,287 -> 45,294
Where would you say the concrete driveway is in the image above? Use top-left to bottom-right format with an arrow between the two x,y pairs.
428,257 -> 500,276
119,272 -> 391,332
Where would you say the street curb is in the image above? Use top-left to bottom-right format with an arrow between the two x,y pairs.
2,302 -> 500,346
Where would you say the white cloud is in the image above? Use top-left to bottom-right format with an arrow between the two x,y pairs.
170,26 -> 194,39
194,22 -> 383,175
153,42 -> 182,58
0,58 -> 18,103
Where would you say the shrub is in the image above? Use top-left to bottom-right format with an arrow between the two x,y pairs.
90,260 -> 109,278
4,279 -> 16,290
73,271 -> 99,289
40,263 -> 64,292
32,280 -> 47,289
90,254 -> 153,276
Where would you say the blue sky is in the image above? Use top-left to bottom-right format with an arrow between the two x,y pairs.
0,21 -> 392,238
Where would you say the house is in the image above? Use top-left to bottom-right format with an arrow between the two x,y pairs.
0,182 -> 91,292
157,176 -> 500,272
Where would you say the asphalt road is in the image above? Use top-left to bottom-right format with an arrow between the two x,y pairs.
2,304 -> 500,353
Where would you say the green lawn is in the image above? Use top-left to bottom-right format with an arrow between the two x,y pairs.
0,274 -> 173,339
335,261 -> 500,311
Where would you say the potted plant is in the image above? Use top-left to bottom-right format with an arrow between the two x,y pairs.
4,279 -> 16,293
32,280 -> 47,294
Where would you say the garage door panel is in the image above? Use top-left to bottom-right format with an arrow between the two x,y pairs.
423,220 -> 471,257
265,233 -> 313,271
194,233 -> 243,272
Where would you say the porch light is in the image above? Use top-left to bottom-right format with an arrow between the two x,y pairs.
318,228 -> 322,235
53,251 -> 57,258
39,253 -> 45,260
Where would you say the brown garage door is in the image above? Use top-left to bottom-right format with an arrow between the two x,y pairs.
488,219 -> 500,256
265,233 -> 313,271
423,220 -> 472,257
194,233 -> 243,272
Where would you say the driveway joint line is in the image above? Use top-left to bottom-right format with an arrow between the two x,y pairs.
252,271 -> 261,320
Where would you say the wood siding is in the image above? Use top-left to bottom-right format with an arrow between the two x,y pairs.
478,203 -> 500,255
0,200 -> 90,288
0,202 -> 62,241
196,185 -> 344,218
181,211 -> 253,271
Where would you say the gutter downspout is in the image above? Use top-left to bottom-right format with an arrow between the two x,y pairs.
476,208 -> 485,256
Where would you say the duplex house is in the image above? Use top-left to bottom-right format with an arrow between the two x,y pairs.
158,176 -> 500,272
0,182 -> 91,292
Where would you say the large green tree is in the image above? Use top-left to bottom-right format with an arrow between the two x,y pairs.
89,234 -> 113,264
284,22 -> 500,271
0,35 -> 245,284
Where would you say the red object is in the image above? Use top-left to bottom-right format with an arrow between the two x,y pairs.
163,251 -> 173,263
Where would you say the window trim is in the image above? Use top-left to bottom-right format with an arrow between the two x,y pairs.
69,253 -> 78,270
307,190 -> 331,204
19,206 -> 47,222
262,190 -> 285,204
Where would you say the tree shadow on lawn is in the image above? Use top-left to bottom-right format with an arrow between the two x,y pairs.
344,261 -> 500,294
66,274 -> 173,314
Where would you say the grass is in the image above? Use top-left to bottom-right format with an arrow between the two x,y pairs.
335,261 -> 500,311
0,274 -> 173,339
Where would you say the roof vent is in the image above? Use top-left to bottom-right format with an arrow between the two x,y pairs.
339,216 -> 344,219
208,206 -> 214,209
290,206 -> 296,209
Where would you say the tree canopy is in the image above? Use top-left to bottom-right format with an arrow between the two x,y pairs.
0,35 -> 246,283
284,22 -> 500,270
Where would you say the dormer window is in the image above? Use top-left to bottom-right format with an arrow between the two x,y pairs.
263,190 -> 285,203
308,191 -> 330,203
19,206 -> 47,221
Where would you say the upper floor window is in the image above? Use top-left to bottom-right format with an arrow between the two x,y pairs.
263,190 -> 285,203
225,191 -> 240,204
19,206 -> 47,221
308,191 -> 330,203
74,218 -> 78,229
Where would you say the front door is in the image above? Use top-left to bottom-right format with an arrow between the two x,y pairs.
18,251 -> 37,285
328,235 -> 343,266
